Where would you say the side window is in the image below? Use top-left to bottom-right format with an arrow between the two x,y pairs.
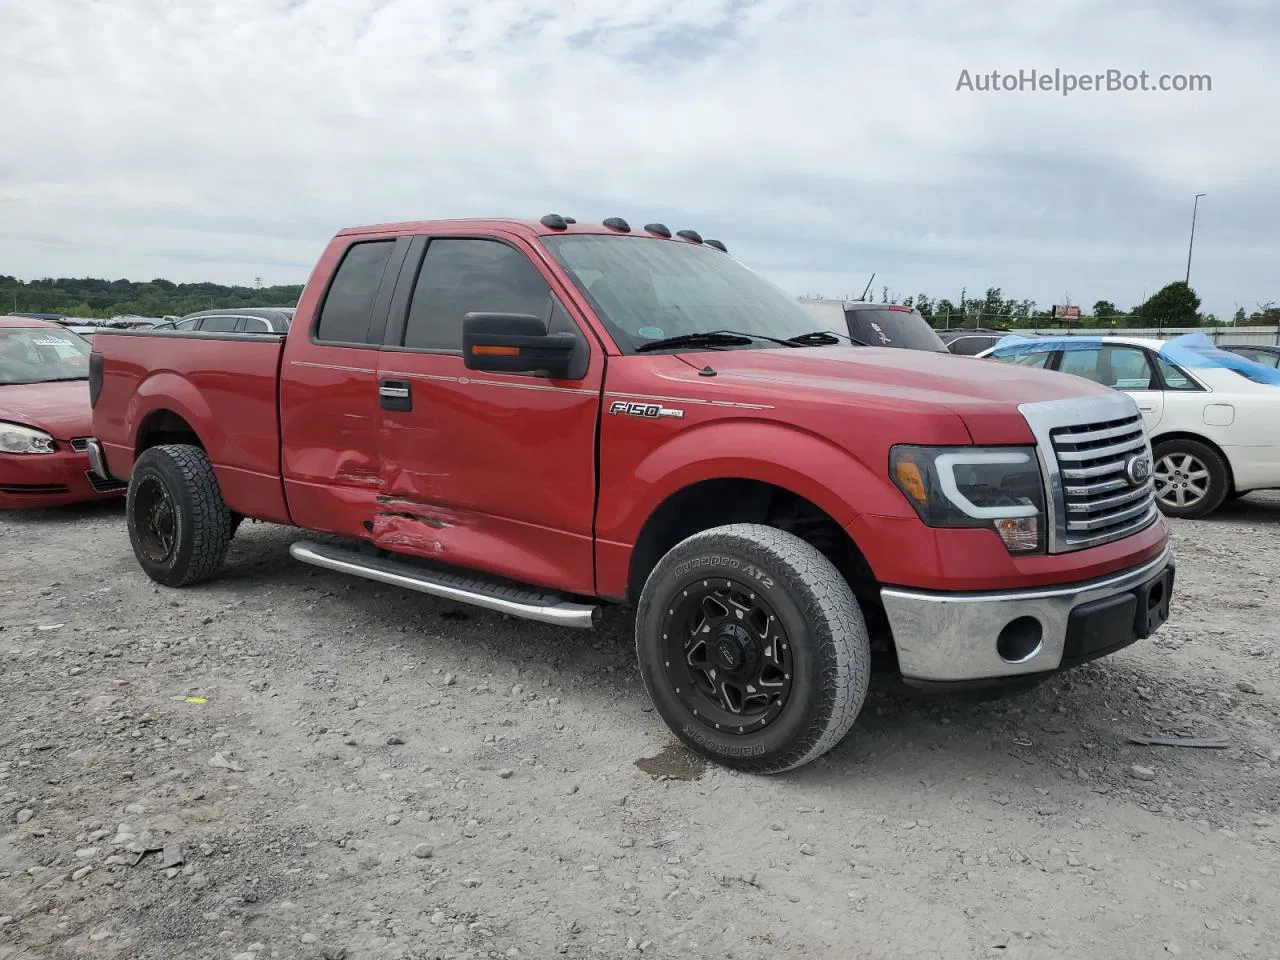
1154,355 -> 1201,391
174,318 -> 198,330
316,240 -> 396,344
242,317 -> 272,332
402,239 -> 554,352
1057,345 -> 1154,390
994,349 -> 1052,368
200,315 -> 239,333
951,336 -> 997,356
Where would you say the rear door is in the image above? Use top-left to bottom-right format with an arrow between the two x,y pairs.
279,235 -> 410,537
372,232 -> 603,595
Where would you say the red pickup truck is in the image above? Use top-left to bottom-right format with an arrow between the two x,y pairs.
87,214 -> 1174,772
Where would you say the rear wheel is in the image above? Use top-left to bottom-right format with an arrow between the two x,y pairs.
635,523 -> 870,773
1153,438 -> 1228,519
127,444 -> 232,586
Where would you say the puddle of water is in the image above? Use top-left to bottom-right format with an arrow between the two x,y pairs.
634,743 -> 708,781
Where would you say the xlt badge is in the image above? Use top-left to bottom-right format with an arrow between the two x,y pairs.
608,400 -> 685,420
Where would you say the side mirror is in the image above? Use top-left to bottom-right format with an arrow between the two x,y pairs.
462,313 -> 577,378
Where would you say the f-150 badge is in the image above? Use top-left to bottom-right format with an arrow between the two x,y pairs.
608,400 -> 685,420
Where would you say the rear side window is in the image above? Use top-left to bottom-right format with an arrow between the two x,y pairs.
401,238 -> 553,352
316,240 -> 396,344
1154,355 -> 1202,390
200,315 -> 239,333
949,336 -> 999,356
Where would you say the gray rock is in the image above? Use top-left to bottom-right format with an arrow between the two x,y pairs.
1236,681 -> 1262,695
498,769 -> 514,779
1130,765 -> 1157,781
413,843 -> 434,859
799,843 -> 815,856
208,753 -> 245,773
15,808 -> 34,824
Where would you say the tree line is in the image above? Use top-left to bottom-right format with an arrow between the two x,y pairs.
5,273 -> 1279,329
807,281 -> 1280,330
1,275 -> 304,320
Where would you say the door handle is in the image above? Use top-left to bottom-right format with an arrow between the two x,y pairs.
379,379 -> 412,411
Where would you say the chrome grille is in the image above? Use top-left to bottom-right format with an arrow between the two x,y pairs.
70,438 -> 90,452
1019,394 -> 1159,554
1052,414 -> 1156,547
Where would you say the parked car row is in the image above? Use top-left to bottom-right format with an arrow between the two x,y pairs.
2,304 -> 293,508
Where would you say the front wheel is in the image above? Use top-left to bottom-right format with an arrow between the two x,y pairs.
635,523 -> 870,774
126,444 -> 232,586
1153,438 -> 1229,519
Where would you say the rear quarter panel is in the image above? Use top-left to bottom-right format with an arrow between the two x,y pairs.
91,331 -> 289,521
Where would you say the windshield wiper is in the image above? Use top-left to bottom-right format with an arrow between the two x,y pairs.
635,331 -> 763,353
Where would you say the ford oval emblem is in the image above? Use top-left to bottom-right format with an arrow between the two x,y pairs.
1125,454 -> 1151,485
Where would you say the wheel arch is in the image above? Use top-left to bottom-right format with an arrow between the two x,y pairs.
624,477 -> 891,650
135,408 -> 206,458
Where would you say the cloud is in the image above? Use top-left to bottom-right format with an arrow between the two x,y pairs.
1,0 -> 1276,317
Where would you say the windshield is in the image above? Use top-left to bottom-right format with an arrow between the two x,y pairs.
0,328 -> 91,385
846,309 -> 946,351
541,235 -> 839,352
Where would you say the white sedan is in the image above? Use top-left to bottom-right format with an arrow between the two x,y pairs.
979,334 -> 1280,518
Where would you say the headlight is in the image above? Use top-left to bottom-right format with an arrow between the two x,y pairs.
0,422 -> 56,455
890,445 -> 1045,554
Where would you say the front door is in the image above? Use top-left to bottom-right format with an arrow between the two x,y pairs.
373,233 -> 604,595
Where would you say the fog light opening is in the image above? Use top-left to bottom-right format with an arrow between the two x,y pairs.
997,616 -> 1044,664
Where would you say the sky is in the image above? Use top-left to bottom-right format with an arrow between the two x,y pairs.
1,0 -> 1277,321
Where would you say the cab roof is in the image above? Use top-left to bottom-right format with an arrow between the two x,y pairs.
337,214 -> 730,251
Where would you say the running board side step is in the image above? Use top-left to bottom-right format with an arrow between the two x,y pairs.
289,540 -> 602,629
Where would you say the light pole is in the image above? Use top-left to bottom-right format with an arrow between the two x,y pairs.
1185,193 -> 1205,285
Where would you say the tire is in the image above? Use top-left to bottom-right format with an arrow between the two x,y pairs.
635,523 -> 870,774
126,444 -> 232,586
1152,438 -> 1229,519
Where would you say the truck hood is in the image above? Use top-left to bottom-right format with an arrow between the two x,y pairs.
685,346 -> 1114,443
0,380 -> 93,441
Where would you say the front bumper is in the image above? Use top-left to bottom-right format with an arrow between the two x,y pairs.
880,548 -> 1174,684
0,444 -> 127,509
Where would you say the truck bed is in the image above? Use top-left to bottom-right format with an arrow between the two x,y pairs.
90,329 -> 291,523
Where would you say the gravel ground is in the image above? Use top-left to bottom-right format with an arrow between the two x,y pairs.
1,498 -> 1278,960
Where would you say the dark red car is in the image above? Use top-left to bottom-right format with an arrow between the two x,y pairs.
0,317 -> 126,508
